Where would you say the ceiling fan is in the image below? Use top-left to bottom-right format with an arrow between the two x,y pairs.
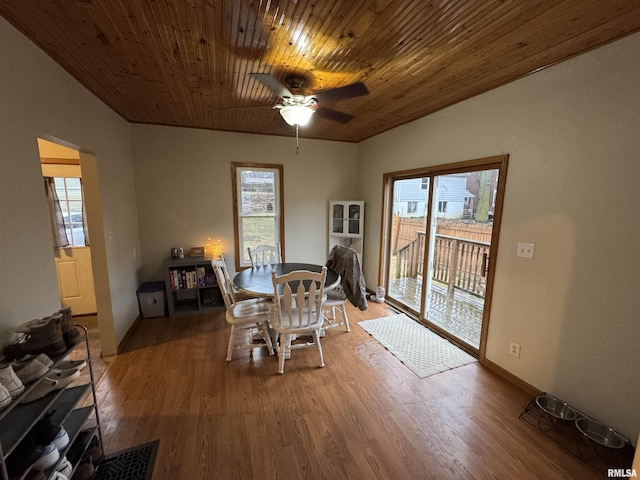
250,73 -> 369,127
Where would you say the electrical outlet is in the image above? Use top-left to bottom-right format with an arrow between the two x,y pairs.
509,342 -> 521,358
516,242 -> 535,259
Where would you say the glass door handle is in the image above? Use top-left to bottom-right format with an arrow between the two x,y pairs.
482,253 -> 490,277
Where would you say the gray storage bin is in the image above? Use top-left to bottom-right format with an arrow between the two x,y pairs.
137,281 -> 166,318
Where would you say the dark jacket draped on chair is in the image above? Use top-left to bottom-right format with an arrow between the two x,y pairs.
326,245 -> 368,311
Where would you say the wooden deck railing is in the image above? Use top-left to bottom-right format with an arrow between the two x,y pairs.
394,232 -> 489,298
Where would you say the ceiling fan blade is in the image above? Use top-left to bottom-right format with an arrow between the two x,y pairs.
314,82 -> 369,103
315,107 -> 353,124
250,73 -> 293,99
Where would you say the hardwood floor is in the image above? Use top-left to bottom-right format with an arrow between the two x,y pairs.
90,303 -> 605,479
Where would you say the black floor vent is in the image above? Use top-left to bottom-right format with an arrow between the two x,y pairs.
96,440 -> 158,480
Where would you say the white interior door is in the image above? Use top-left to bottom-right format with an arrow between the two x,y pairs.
55,247 -> 97,314
41,161 -> 97,315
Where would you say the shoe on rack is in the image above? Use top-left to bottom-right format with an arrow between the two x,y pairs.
21,471 -> 48,480
45,368 -> 81,390
71,456 -> 95,480
56,456 -> 73,477
0,383 -> 11,411
51,472 -> 70,480
13,353 -> 54,369
15,308 -> 80,349
52,358 -> 87,374
20,378 -> 61,404
52,426 -> 70,451
58,307 -> 82,349
4,314 -> 66,361
33,411 -> 70,451
66,431 -> 90,466
10,356 -> 50,384
32,442 -> 61,470
32,411 -> 58,443
8,433 -> 60,477
0,364 -> 25,398
14,317 -> 50,334
85,435 -> 104,465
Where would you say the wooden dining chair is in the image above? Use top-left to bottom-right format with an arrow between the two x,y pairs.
212,259 -> 274,361
247,243 -> 282,267
323,245 -> 368,333
219,253 -> 262,301
323,287 -> 350,332
270,267 -> 327,374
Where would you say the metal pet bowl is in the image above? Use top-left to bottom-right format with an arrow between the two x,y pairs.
535,394 -> 577,421
575,417 -> 626,449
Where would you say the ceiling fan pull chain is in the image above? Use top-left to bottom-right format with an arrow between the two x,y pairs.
296,124 -> 300,155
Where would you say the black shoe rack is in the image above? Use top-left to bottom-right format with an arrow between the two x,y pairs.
0,325 -> 104,480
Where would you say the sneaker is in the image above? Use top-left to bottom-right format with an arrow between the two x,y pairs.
51,472 -> 70,480
0,364 -> 25,398
56,456 -> 73,476
52,426 -> 70,451
11,356 -> 50,384
0,383 -> 11,411
20,378 -> 60,404
33,411 -> 69,450
13,353 -> 54,369
45,369 -> 81,389
32,442 -> 60,470
9,434 -> 60,475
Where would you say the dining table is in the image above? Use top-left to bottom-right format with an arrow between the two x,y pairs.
233,262 -> 340,298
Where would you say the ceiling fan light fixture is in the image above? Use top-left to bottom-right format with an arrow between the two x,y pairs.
279,105 -> 314,126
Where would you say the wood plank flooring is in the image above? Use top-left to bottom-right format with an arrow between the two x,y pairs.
89,303 -> 605,479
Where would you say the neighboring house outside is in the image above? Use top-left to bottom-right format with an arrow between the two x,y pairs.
393,175 -> 475,219
465,170 -> 499,220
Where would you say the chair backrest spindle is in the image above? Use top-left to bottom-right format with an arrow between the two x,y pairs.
248,243 -> 282,267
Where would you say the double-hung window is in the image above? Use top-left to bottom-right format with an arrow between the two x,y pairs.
232,163 -> 284,269
54,177 -> 86,246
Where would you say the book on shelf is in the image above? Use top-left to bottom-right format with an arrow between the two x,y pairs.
170,268 -> 199,290
197,266 -> 206,287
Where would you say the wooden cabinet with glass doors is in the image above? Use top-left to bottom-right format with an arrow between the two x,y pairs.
328,201 -> 364,262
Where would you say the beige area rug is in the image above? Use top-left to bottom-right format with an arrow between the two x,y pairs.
358,314 -> 476,378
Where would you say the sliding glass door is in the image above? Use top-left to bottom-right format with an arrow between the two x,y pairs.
382,156 -> 508,355
387,177 -> 430,312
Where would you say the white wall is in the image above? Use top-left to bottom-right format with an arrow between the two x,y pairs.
0,17 -> 140,354
357,32 -> 640,441
132,125 -> 358,280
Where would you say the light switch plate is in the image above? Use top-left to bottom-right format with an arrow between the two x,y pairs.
517,242 -> 535,259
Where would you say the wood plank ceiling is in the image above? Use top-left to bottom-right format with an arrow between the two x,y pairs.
1,1 -> 640,143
